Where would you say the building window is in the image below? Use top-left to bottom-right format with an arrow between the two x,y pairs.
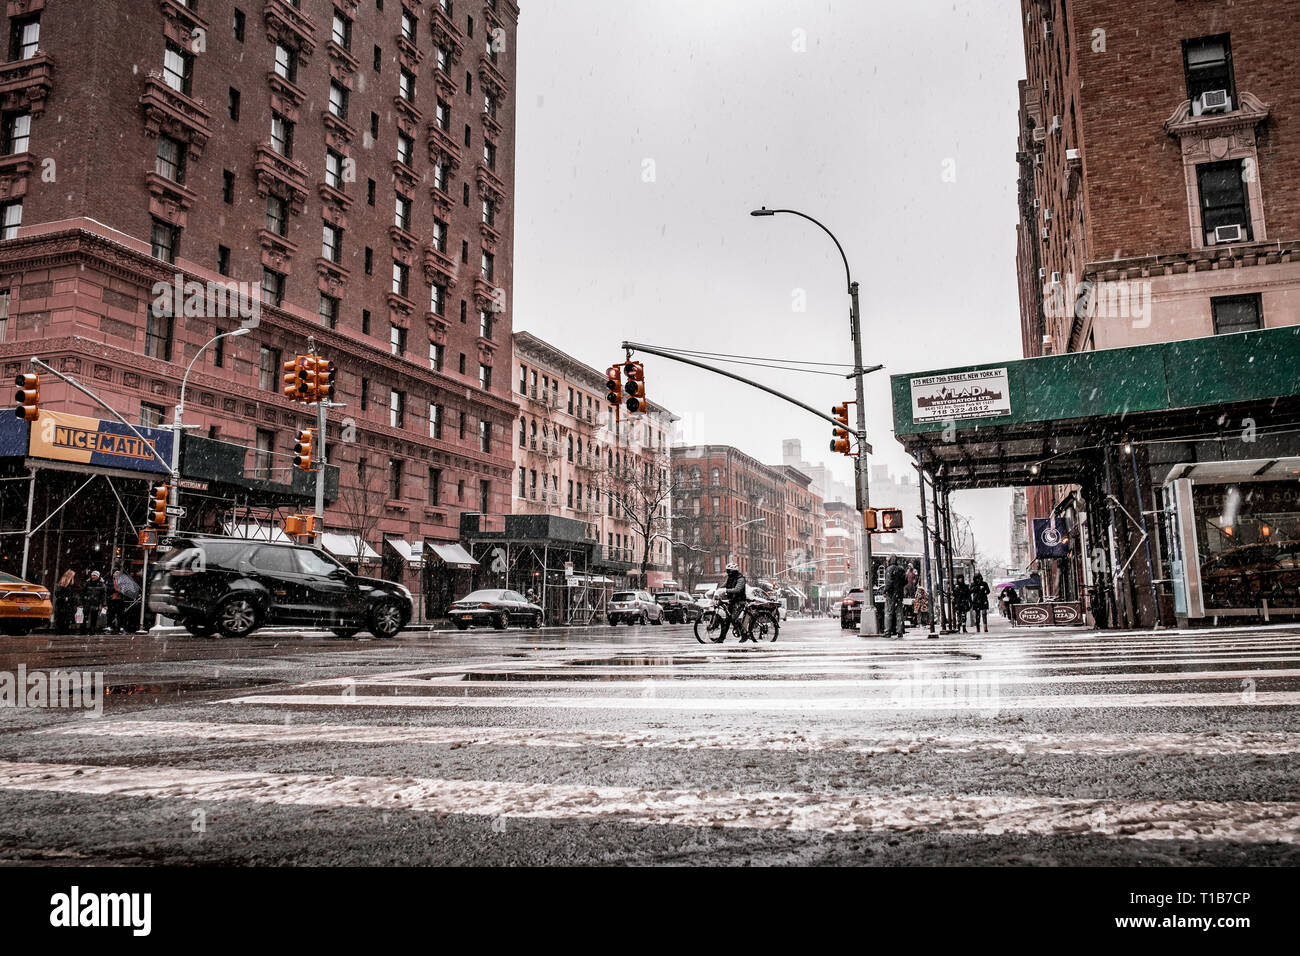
433,161 -> 449,193
430,282 -> 445,316
140,402 -> 165,428
266,195 -> 287,236
274,43 -> 297,83
325,149 -> 345,190
479,479 -> 490,515
364,247 -> 373,274
435,99 -> 450,130
150,219 -> 179,263
362,308 -> 371,334
399,68 -> 415,101
367,178 -> 375,205
517,466 -> 525,497
319,293 -> 339,330
458,408 -> 466,439
270,112 -> 294,158
458,353 -> 466,375
163,43 -> 193,96
261,268 -> 284,307
332,11 -> 352,49
457,479 -> 465,502
144,308 -> 174,361
254,429 -> 275,480
437,45 -> 450,74
395,193 -> 412,231
155,136 -> 185,183
0,200 -> 19,239
373,43 -> 382,71
370,112 -> 379,139
2,111 -> 30,155
392,261 -> 409,297
518,416 -> 526,446
390,323 -> 406,356
429,402 -> 442,439
479,310 -> 493,339
483,141 -> 496,169
388,458 -> 403,500
484,93 -> 498,122
390,389 -> 405,428
429,341 -> 444,371
217,245 -> 230,276
401,10 -> 417,42
1211,294 -> 1262,335
481,251 -> 494,281
481,197 -> 495,227
232,8 -> 246,41
228,87 -> 241,121
222,169 -> 235,204
1183,34 -> 1235,112
1197,160 -> 1252,245
259,345 -> 281,391
479,364 -> 491,391
321,222 -> 342,263
212,327 -> 227,367
432,218 -> 448,253
397,130 -> 414,167
328,80 -> 349,120
429,467 -> 442,505
479,419 -> 490,453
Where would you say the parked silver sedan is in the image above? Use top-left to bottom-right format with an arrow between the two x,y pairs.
607,590 -> 664,626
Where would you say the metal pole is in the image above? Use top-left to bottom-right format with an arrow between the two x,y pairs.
943,487 -> 958,630
314,397 -> 327,546
138,546 -> 150,633
1128,443 -> 1162,629
20,467 -> 35,579
930,473 -> 945,630
850,282 -> 877,635
917,463 -> 936,636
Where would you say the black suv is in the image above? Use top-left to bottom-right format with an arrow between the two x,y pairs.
149,536 -> 412,639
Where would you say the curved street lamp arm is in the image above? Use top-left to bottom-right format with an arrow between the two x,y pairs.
753,207 -> 853,292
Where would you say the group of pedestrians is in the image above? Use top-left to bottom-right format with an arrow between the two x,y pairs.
951,572 -> 992,633
52,568 -> 141,634
879,558 -> 995,638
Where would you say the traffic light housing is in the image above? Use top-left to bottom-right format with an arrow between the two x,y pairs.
316,360 -> 336,402
864,508 -> 877,531
879,508 -> 904,532
293,428 -> 315,470
151,484 -> 170,529
605,365 -> 623,407
302,355 -> 321,403
623,361 -> 645,414
283,356 -> 307,402
830,403 -> 851,455
284,514 -> 306,537
14,373 -> 39,422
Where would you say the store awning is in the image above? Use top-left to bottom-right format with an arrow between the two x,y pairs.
321,533 -> 380,561
224,521 -> 289,542
427,541 -> 479,569
786,585 -> 807,601
384,538 -> 424,568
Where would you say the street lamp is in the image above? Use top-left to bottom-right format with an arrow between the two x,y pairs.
169,327 -> 250,536
751,205 -> 877,634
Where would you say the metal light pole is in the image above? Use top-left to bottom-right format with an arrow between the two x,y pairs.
751,207 -> 877,634
169,328 -> 251,537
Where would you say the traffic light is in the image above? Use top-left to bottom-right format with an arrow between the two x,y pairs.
283,356 -> 307,402
150,484 -> 170,529
301,355 -> 321,402
316,359 -> 336,402
830,402 -> 851,455
864,508 -> 877,531
293,428 -> 315,470
623,361 -> 645,414
14,373 -> 39,421
879,508 -> 904,532
605,365 -> 623,407
284,514 -> 306,537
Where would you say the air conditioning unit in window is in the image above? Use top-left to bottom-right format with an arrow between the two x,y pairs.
1032,127 -> 1047,143
1037,267 -> 1047,279
1065,148 -> 1081,162
1032,199 -> 1041,211
1198,90 -> 1231,115
1033,154 -> 1043,167
1050,271 -> 1062,285
1041,226 -> 1050,240
1214,223 -> 1245,244
1043,207 -> 1053,221
1049,115 -> 1061,133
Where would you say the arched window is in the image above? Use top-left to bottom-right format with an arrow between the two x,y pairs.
567,435 -> 574,461
711,467 -> 720,484
518,416 -> 526,446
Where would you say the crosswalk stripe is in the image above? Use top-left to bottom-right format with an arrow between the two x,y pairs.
0,759 -> 1294,841
40,719 -> 1300,757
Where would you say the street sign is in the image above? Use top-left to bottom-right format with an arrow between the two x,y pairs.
165,506 -> 186,517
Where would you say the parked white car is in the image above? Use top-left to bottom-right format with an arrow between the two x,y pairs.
608,590 -> 664,626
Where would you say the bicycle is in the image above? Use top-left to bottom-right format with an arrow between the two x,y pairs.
693,593 -> 780,644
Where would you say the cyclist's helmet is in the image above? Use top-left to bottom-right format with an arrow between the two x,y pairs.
725,561 -> 739,572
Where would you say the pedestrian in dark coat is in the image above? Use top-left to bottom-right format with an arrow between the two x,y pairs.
970,573 -> 991,632
54,569 -> 78,634
952,574 -> 971,633
81,570 -> 106,635
882,557 -> 907,639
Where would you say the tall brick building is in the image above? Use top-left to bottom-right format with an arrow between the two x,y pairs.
0,0 -> 520,574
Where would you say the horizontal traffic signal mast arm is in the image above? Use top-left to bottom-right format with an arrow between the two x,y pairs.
620,340 -> 871,444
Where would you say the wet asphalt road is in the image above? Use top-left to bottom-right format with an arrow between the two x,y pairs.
0,615 -> 1297,865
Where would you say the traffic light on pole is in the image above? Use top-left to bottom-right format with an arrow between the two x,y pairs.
605,365 -> 623,407
284,514 -> 305,538
623,361 -> 645,414
879,508 -> 904,532
151,484 -> 170,529
293,428 -> 315,470
14,373 -> 39,421
301,355 -> 321,403
863,508 -> 877,531
830,403 -> 851,455
283,356 -> 307,402
316,359 -> 336,402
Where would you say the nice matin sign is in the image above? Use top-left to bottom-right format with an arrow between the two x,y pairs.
910,368 -> 1012,424
26,411 -> 173,475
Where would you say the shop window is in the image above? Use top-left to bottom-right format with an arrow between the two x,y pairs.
1211,294 -> 1262,335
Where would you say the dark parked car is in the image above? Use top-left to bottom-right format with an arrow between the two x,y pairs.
654,590 -> 701,624
449,589 -> 543,630
149,536 -> 412,639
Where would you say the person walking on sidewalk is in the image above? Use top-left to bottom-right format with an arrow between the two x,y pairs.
970,572 -> 991,632
882,556 -> 907,639
81,570 -> 106,635
953,574 -> 972,633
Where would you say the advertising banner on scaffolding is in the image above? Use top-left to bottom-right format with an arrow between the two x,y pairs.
26,411 -> 173,475
910,368 -> 1011,423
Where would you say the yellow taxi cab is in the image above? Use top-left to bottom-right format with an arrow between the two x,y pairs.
0,571 -> 51,635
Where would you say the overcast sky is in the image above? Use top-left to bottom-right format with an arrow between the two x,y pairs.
514,0 -> 1026,567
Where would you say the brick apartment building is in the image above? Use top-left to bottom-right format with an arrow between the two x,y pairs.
512,331 -> 677,588
0,0 -> 520,586
670,445 -> 820,590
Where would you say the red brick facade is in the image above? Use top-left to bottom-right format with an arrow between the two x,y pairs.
0,0 -> 520,552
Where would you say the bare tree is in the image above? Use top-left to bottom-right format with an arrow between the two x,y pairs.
599,447 -> 676,587
334,458 -> 385,573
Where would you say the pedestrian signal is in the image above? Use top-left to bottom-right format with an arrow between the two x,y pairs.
879,508 -> 904,532
864,508 -> 877,531
623,361 -> 645,414
14,373 -> 39,421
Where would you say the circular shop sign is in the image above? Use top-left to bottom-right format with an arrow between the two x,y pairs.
1018,605 -> 1051,625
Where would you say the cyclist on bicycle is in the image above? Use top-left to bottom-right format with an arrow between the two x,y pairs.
717,560 -> 749,641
